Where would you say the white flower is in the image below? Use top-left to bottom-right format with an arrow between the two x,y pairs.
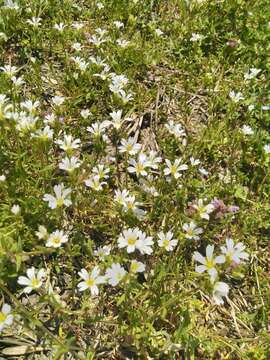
18,267 -> 46,293
0,65 -> 18,77
263,144 -> 270,154
71,22 -> 85,30
190,33 -> 205,42
54,23 -> 66,32
229,91 -> 244,103
193,245 -> 225,282
93,65 -> 111,80
55,134 -> 81,152
26,17 -> 42,27
128,153 -> 149,177
32,126 -> 53,141
109,109 -> 125,130
193,199 -> 214,220
190,157 -> 200,166
165,120 -> 186,139
116,39 -> 130,48
244,68 -> 261,80
122,195 -> 145,220
89,34 -> 107,47
71,56 -> 88,72
0,175 -> 6,182
59,156 -> 81,173
114,21 -> 124,29
157,231 -> 178,251
164,159 -> 188,179
44,113 -> 56,125
92,164 -> 110,179
87,121 -> 110,137
118,90 -> 133,104
72,42 -> 82,51
220,238 -> 249,264
199,167 -> 209,176
182,221 -> 203,240
147,151 -> 162,169
84,175 -> 106,191
119,137 -> 141,156
11,76 -> 24,87
35,225 -> 48,240
118,228 -> 141,253
51,96 -> 65,106
11,204 -> 20,215
109,81 -> 122,94
43,183 -> 72,209
80,109 -> 91,118
110,73 -> 129,87
96,2 -> 104,10
241,125 -> 254,135
15,113 -> 38,132
0,304 -> 13,332
136,232 -> 154,255
46,230 -> 69,248
89,56 -> 106,66
78,267 -> 105,295
212,281 -> 229,305
105,263 -> 126,286
94,245 -> 111,259
109,74 -> 129,94
114,189 -> 130,205
4,0 -> 19,10
155,29 -> 164,37
130,260 -> 145,273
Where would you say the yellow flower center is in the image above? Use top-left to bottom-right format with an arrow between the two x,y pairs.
187,229 -> 194,236
130,263 -> 139,272
136,163 -> 144,173
86,278 -> 95,287
127,236 -> 137,245
93,182 -> 100,191
163,239 -> 170,247
126,201 -> 134,210
53,237 -> 61,244
205,259 -> 214,269
198,206 -> 206,215
0,312 -> 7,323
56,198 -> 64,206
31,278 -> 40,288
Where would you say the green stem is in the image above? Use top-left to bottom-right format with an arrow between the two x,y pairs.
0,283 -> 81,358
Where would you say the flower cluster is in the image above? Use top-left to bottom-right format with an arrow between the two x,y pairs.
193,239 -> 249,304
0,2 -> 256,356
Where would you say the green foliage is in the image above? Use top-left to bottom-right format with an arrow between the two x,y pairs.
0,0 -> 269,358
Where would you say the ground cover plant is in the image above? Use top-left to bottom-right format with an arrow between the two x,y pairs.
0,0 -> 269,358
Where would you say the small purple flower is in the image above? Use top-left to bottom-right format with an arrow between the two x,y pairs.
227,205 -> 239,213
211,198 -> 239,219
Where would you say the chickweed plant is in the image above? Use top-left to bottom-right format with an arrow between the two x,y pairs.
0,0 -> 269,358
